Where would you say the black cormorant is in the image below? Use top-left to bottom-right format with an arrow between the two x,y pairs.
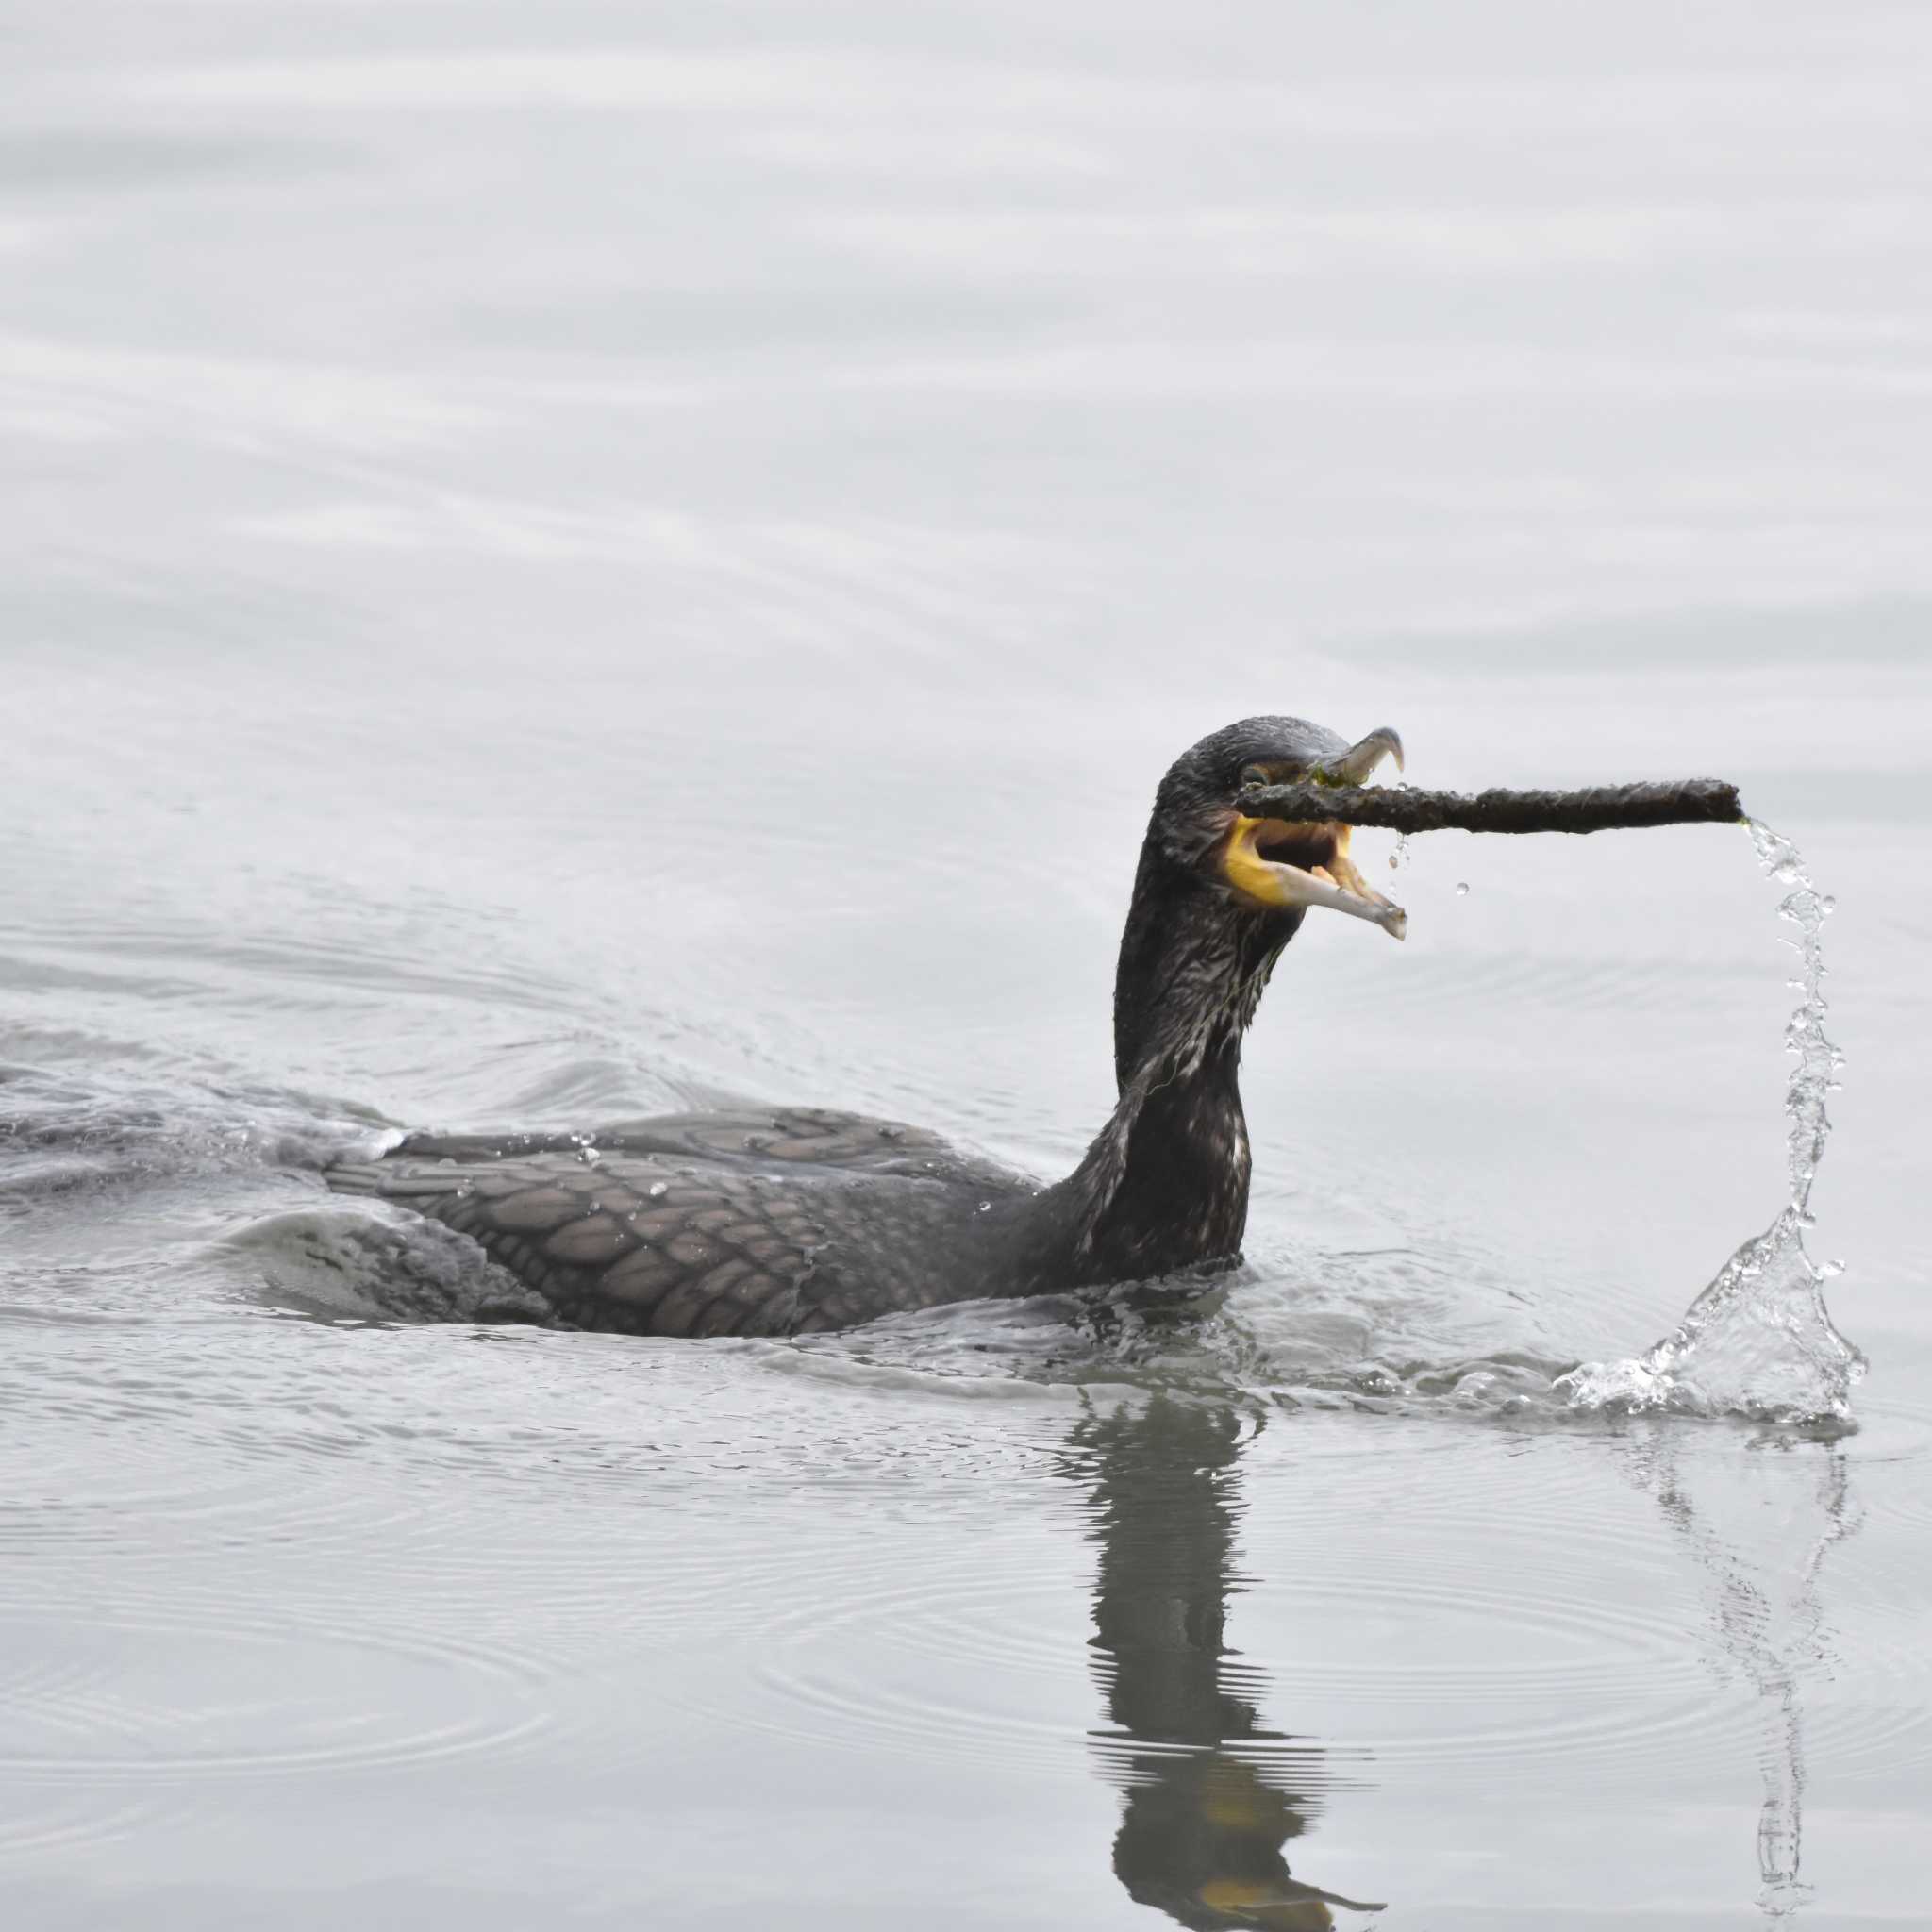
324,715 -> 1405,1335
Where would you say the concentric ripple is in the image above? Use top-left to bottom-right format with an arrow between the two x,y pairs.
0,1611 -> 557,1784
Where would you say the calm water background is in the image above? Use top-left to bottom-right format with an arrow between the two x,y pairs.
4,4 -> 1931,1925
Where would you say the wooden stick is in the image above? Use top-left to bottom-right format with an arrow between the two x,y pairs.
1237,776 -> 1744,836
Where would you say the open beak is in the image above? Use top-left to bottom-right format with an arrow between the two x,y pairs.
1218,726 -> 1408,941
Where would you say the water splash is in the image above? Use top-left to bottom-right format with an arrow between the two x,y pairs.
1559,822 -> 1864,1424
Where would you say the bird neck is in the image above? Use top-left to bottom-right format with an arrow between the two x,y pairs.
1026,851 -> 1296,1290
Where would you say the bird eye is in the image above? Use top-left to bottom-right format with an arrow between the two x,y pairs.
1239,763 -> 1270,791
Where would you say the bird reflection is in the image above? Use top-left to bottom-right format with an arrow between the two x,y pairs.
1063,1396 -> 1383,1929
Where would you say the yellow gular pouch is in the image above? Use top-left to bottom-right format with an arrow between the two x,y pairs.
1219,816 -> 1408,941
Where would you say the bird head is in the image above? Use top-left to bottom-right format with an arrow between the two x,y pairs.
1108,716 -> 1408,1096
1150,715 -> 1408,941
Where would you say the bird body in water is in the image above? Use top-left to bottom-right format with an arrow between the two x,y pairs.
325,716 -> 1406,1335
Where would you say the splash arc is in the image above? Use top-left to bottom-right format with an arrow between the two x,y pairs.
1560,821 -> 1864,1424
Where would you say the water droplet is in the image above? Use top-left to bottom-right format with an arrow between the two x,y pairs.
1455,881 -> 1470,897
577,1145 -> 600,1166
976,1200 -> 991,1213
646,1180 -> 670,1200
589,1200 -> 601,1213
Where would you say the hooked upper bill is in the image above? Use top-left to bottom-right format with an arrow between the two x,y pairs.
1219,725 -> 1408,940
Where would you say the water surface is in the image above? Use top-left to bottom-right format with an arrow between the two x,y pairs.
4,3 -> 1931,1925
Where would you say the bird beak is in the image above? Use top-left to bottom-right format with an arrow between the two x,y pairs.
1320,725 -> 1404,786
1216,726 -> 1408,940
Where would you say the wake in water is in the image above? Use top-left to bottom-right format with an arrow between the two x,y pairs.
1559,822 -> 1865,1426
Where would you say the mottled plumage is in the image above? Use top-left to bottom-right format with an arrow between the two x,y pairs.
326,1107 -> 1031,1334
324,715 -> 1406,1336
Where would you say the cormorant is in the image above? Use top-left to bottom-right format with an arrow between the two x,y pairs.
324,715 -> 1405,1335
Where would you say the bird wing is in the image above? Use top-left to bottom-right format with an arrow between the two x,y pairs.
380,1104 -> 1021,1191
325,1150 -> 829,1334
323,1107 -> 1024,1335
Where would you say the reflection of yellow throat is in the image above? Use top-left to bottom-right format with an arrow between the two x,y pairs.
1197,1878 -> 1335,1930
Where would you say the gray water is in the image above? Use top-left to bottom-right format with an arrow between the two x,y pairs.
5,4 -> 1932,1925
